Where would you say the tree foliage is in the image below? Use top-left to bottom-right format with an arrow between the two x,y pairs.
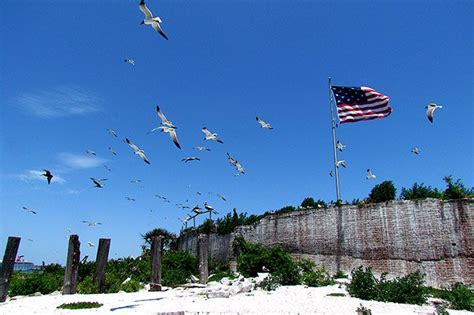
442,176 -> 474,200
141,228 -> 177,251
368,181 -> 396,203
400,182 -> 442,200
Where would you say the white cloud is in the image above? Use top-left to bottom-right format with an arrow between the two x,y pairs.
57,153 -> 107,170
17,170 -> 66,184
15,86 -> 102,118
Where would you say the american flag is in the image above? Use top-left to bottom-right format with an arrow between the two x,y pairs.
331,86 -> 392,124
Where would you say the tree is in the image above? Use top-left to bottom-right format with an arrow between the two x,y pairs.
141,228 -> 177,251
442,176 -> 474,199
368,181 -> 396,203
400,182 -> 442,200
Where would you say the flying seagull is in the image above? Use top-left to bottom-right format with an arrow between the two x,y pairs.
156,106 -> 176,129
22,206 -> 37,215
82,220 -> 102,226
336,141 -> 346,152
411,147 -> 421,155
227,152 -> 237,166
124,58 -> 135,66
182,156 -> 200,162
107,129 -> 118,137
90,177 -> 107,188
196,191 -> 202,195
125,197 -> 136,201
87,242 -> 95,247
104,165 -> 112,172
235,161 -> 245,174
366,169 -> 376,180
86,150 -> 97,156
108,147 -> 117,156
139,0 -> 169,40
124,138 -> 150,164
158,126 -> 181,149
42,169 -> 53,184
329,170 -> 334,177
193,146 -> 211,152
426,103 -> 443,123
202,127 -> 224,144
256,117 -> 273,129
130,179 -> 142,184
217,194 -> 226,201
336,160 -> 346,168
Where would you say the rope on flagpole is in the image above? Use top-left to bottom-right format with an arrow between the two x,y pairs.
329,78 -> 341,202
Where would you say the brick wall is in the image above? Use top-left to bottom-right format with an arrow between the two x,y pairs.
177,198 -> 474,288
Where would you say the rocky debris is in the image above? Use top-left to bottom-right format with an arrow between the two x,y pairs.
186,274 -> 199,283
202,277 -> 255,299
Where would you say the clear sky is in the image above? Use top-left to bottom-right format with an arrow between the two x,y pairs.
1,0 -> 473,265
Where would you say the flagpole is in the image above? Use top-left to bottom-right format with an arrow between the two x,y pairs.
328,78 -> 341,202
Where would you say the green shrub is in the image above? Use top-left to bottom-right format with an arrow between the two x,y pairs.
442,176 -> 474,200
447,282 -> 473,311
57,302 -> 103,309
234,238 -> 301,285
356,304 -> 372,315
208,272 -> 236,282
199,219 -> 215,234
302,266 -> 334,287
8,271 -> 63,296
326,292 -> 345,297
161,250 -> 199,286
77,276 -> 99,294
368,181 -> 396,203
347,266 -> 427,305
400,182 -> 442,200
301,197 -> 327,209
120,279 -> 141,292
274,206 -> 296,215
258,274 -> 281,291
334,270 -> 348,278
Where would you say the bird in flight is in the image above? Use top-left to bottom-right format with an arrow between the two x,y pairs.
107,129 -> 118,137
90,177 -> 107,188
366,169 -> 376,179
336,141 -> 346,152
125,197 -> 136,201
22,206 -> 37,215
329,170 -> 334,177
155,106 -> 176,129
256,117 -> 273,129
86,150 -> 97,156
193,146 -> 211,152
124,58 -> 135,66
227,152 -> 245,174
202,127 -> 224,144
82,220 -> 102,227
130,179 -> 142,184
158,126 -> 181,149
42,169 -> 53,184
426,103 -> 443,123
104,165 -> 112,172
124,138 -> 151,164
182,156 -> 200,163
108,147 -> 117,156
411,147 -> 420,155
217,194 -> 226,201
87,242 -> 95,247
336,160 -> 346,168
139,0 -> 169,40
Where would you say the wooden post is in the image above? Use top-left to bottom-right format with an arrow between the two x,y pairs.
93,238 -> 111,293
63,234 -> 80,294
149,236 -> 163,291
0,237 -> 21,302
198,234 -> 209,284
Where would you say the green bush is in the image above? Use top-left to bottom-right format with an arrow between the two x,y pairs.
161,250 -> 199,286
301,197 -> 327,209
442,176 -> 474,200
120,279 -> 141,292
57,302 -> 103,309
302,266 -> 334,287
400,182 -> 442,200
334,270 -> 348,278
77,276 -> 99,294
8,271 -> 63,296
234,238 -> 301,285
347,266 -> 427,305
274,206 -> 296,215
448,282 -> 473,311
258,274 -> 281,291
368,181 -> 396,203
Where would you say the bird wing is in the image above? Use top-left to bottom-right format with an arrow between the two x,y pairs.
156,106 -> 169,124
202,128 -> 213,137
426,106 -> 435,123
256,117 -> 264,127
152,22 -> 169,40
125,138 -> 140,152
168,129 -> 181,149
139,0 -> 153,19
137,151 -> 151,164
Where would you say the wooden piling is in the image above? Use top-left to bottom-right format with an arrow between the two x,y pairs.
0,236 -> 21,302
93,238 -> 111,293
198,234 -> 209,284
149,236 -> 163,291
63,234 -> 80,294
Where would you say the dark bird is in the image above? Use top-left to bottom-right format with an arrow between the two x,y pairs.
139,0 -> 169,40
42,169 -> 53,184
182,157 -> 200,163
107,128 -> 118,137
22,206 -> 37,215
90,177 -> 107,188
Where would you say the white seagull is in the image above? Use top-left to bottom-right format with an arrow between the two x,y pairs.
235,161 -> 245,174
22,206 -> 37,215
182,156 -> 200,162
158,126 -> 181,149
336,160 -> 346,168
411,147 -> 421,155
336,141 -> 346,152
82,220 -> 102,227
124,58 -> 135,66
426,103 -> 443,123
107,129 -> 118,137
227,152 -> 237,166
217,194 -> 226,201
86,150 -> 97,156
202,127 -> 224,144
87,242 -> 95,247
156,106 -> 176,129
193,146 -> 211,152
139,0 -> 169,40
204,202 -> 217,213
192,205 -> 204,215
256,117 -> 273,129
90,177 -> 107,188
366,169 -> 376,180
124,138 -> 151,164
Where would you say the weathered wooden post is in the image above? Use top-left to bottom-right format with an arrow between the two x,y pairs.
63,234 -> 80,294
93,238 -> 111,293
198,234 -> 209,284
0,236 -> 21,302
149,236 -> 163,291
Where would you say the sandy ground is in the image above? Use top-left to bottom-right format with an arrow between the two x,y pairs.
1,284 -> 472,315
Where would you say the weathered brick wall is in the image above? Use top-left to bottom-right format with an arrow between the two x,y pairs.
177,198 -> 474,288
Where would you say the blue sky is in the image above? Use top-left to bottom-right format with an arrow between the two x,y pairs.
1,0 -> 472,264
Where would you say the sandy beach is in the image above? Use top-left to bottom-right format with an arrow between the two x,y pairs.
1,283 -> 472,315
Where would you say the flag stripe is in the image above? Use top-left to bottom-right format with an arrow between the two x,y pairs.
337,100 -> 389,111
338,107 -> 392,119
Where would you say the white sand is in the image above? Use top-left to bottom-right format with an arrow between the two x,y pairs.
1,284 -> 472,315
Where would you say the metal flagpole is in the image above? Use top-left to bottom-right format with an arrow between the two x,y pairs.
328,78 -> 341,202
